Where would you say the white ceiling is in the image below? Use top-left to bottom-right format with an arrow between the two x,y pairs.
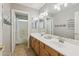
17,3 -> 77,15
19,3 -> 45,10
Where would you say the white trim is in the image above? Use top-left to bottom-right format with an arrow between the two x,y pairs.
11,10 -> 16,53
16,18 -> 28,22
17,20 -> 28,22
11,9 -> 30,53
13,9 -> 29,15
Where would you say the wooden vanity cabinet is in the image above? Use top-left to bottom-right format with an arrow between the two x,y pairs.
39,42 -> 49,56
30,36 -> 40,55
40,41 -> 45,48
30,36 -> 35,49
29,36 -> 32,47
44,45 -> 64,56
30,36 -> 64,56
40,47 -> 49,56
58,53 -> 64,56
34,39 -> 40,55
45,45 -> 59,56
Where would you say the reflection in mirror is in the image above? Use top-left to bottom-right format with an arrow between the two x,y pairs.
31,20 -> 38,33
45,17 -> 53,34
31,3 -> 79,46
38,19 -> 45,34
39,3 -> 76,39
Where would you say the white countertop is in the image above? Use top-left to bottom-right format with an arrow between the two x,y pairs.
31,33 -> 79,56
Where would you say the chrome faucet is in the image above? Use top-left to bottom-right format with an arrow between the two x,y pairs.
58,37 -> 64,43
41,33 -> 44,36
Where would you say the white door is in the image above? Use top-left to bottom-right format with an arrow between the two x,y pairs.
12,10 -> 30,52
12,10 -> 16,53
75,12 -> 79,40
2,3 -> 11,56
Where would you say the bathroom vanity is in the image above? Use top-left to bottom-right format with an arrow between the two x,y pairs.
29,33 -> 79,56
29,33 -> 63,56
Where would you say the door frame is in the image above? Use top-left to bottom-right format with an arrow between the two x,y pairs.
11,9 -> 30,53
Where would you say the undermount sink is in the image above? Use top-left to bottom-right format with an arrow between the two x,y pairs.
43,35 -> 53,39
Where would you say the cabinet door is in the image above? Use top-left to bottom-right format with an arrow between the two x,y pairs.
30,36 -> 35,49
34,39 -> 40,55
40,41 -> 49,56
30,36 -> 33,47
45,45 -> 58,56
32,38 -> 35,49
40,47 -> 49,56
40,41 -> 45,48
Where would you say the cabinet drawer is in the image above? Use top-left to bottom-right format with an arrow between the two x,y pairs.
34,40 -> 40,55
45,45 -> 58,56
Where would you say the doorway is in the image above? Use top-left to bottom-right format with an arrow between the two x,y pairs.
11,10 -> 29,53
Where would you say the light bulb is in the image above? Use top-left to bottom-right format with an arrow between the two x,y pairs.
64,3 -> 68,7
54,4 -> 61,11
57,4 -> 61,11
54,5 -> 57,9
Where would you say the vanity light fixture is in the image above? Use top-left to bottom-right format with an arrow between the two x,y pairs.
64,3 -> 68,7
54,5 -> 58,9
54,3 -> 68,11
44,10 -> 48,16
39,10 -> 48,19
56,4 -> 61,11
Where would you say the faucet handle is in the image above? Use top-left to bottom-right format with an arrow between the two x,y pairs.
59,37 -> 65,43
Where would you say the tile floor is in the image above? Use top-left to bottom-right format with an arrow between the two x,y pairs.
12,43 -> 36,56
